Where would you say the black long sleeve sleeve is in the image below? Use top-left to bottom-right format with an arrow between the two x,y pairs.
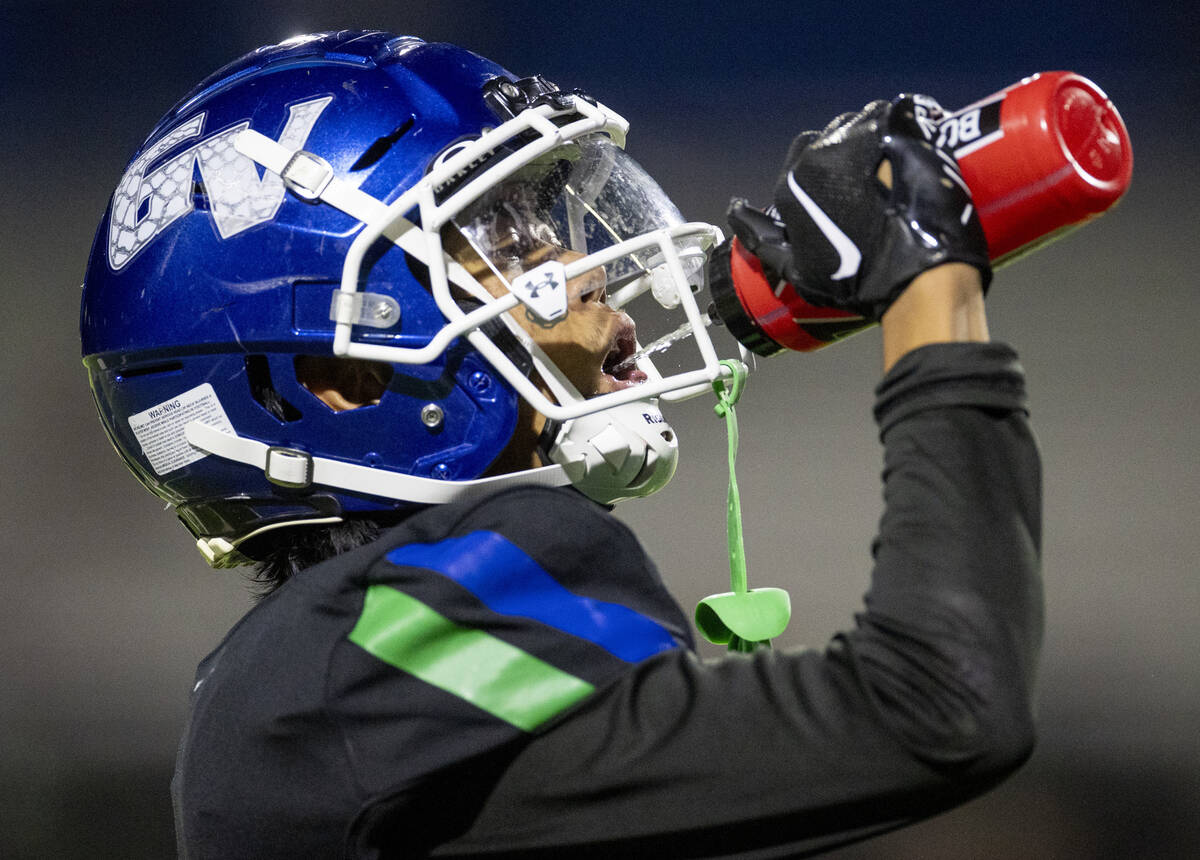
432,341 -> 1043,858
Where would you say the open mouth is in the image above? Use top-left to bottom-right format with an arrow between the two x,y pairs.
601,318 -> 649,390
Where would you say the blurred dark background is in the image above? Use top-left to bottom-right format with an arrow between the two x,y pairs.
2,1 -> 1196,856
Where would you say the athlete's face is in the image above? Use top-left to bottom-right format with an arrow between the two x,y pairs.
443,229 -> 648,399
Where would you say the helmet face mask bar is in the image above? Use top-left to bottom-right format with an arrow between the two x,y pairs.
81,32 -> 745,566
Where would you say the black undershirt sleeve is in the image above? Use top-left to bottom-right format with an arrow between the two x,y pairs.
433,341 -> 1043,859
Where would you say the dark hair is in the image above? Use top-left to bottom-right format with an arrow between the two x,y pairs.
241,518 -> 391,598
238,352 -> 413,597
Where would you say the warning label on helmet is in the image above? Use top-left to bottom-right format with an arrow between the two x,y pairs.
128,383 -> 235,475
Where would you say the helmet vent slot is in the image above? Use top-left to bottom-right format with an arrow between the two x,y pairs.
245,355 -> 303,422
351,115 -> 416,171
115,361 -> 183,382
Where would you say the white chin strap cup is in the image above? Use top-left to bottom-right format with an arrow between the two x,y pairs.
548,400 -> 679,506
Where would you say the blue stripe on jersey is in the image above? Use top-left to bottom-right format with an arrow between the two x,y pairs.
386,531 -> 678,663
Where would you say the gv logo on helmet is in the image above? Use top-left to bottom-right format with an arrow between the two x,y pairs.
107,96 -> 333,270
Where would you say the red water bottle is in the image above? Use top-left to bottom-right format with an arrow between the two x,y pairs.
709,72 -> 1133,356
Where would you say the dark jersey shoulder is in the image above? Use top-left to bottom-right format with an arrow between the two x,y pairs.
366,484 -> 693,649
174,485 -> 691,859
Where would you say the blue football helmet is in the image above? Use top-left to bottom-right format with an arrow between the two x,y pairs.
81,31 -> 736,566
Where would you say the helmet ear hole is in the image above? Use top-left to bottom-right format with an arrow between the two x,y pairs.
246,355 -> 303,422
294,355 -> 393,412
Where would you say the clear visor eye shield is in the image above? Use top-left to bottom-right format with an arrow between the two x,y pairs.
235,92 -> 745,425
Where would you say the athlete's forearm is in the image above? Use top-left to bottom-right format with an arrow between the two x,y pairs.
880,263 -> 989,373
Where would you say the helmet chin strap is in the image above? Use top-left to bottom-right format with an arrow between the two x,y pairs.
185,379 -> 677,562
185,420 -> 572,506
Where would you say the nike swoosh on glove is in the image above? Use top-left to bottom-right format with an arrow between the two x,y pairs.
729,96 -> 991,321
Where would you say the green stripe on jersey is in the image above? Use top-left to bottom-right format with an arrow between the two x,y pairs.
348,584 -> 595,732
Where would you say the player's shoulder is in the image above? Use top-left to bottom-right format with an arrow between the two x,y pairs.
376,485 -> 621,557
458,483 -> 619,537
371,485 -> 687,638
467,486 -> 647,576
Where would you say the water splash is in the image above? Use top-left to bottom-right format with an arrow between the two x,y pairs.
611,316 -> 712,375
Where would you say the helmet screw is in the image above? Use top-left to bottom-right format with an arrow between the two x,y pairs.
468,371 -> 492,394
499,80 -> 521,100
373,303 -> 394,321
420,403 -> 444,429
432,463 -> 452,480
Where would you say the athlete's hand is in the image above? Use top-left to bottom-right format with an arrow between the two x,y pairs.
727,96 -> 991,321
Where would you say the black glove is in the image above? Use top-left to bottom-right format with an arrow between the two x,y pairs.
728,95 -> 991,321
